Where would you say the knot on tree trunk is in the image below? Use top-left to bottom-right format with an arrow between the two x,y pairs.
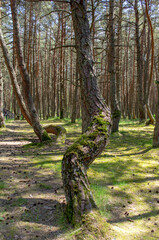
44,124 -> 66,143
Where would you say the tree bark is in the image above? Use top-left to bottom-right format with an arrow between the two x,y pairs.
62,0 -> 112,226
144,0 -> 155,124
10,0 -> 51,142
116,0 -> 123,110
0,0 -> 5,128
153,84 -> 159,147
0,66 -> 5,128
0,29 -> 32,125
134,0 -> 146,122
71,57 -> 79,123
109,0 -> 121,132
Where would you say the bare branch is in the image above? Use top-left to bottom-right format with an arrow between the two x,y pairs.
50,44 -> 76,50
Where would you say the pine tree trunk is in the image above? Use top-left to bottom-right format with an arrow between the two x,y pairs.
62,0 -> 111,225
0,67 -> 5,128
134,0 -> 146,122
109,0 -> 121,132
71,58 -> 79,123
153,85 -> 159,147
0,0 -> 5,128
10,0 -> 51,142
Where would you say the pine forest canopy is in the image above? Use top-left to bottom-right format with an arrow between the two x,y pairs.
0,0 -> 159,124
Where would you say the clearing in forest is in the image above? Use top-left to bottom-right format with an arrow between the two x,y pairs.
0,119 -> 159,240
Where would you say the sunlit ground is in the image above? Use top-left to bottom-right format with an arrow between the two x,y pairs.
0,118 -> 159,239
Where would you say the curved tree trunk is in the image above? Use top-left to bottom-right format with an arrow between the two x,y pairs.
0,29 -> 32,125
146,103 -> 155,125
62,0 -> 112,227
0,29 -> 65,143
10,0 -> 51,142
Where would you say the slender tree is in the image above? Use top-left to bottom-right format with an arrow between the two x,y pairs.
134,0 -> 146,122
10,0 -> 51,141
108,0 -> 121,132
0,0 -> 5,128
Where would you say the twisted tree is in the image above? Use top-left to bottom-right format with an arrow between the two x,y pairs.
62,0 -> 112,234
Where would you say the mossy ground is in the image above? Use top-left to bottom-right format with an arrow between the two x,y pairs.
0,118 -> 158,240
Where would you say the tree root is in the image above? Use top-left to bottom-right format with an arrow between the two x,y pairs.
44,124 -> 66,143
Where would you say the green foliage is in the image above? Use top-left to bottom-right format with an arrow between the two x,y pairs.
0,181 -> 5,190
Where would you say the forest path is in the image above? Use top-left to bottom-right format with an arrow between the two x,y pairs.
0,121 -> 67,240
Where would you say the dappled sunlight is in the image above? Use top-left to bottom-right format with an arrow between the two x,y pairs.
0,118 -> 159,239
0,141 -> 31,146
87,120 -> 159,240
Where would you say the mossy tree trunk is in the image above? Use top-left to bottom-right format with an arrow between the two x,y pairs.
62,0 -> 112,225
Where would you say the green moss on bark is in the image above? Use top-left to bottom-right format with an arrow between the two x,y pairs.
41,130 -> 52,142
65,113 -> 110,162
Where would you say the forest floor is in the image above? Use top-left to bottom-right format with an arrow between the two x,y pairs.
0,118 -> 159,240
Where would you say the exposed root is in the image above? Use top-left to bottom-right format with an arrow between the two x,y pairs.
44,124 -> 67,143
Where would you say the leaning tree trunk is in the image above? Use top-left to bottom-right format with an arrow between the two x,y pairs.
10,0 -> 51,142
0,29 -> 32,125
62,0 -> 112,228
0,29 -> 66,143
